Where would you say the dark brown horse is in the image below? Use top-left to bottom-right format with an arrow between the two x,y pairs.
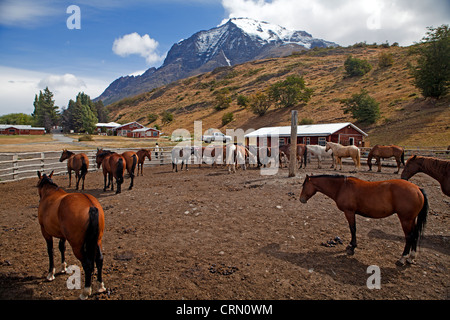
299,174 -> 428,266
95,149 -> 126,194
121,151 -> 138,190
279,144 -> 307,169
401,155 -> 450,196
59,149 -> 89,190
136,149 -> 152,176
368,145 -> 405,173
37,171 -> 105,300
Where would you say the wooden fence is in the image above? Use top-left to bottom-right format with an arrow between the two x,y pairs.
0,146 -> 448,183
0,147 -> 173,183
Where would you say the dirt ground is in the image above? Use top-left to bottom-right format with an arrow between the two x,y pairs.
0,161 -> 449,300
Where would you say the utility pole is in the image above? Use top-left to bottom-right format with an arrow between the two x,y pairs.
289,110 -> 297,177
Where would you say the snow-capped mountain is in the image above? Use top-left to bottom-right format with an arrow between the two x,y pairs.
96,18 -> 338,105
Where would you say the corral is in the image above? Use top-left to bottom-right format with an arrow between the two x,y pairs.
0,157 -> 449,300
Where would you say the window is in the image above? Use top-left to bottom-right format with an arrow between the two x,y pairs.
306,137 -> 310,145
318,137 -> 326,146
279,138 -> 285,146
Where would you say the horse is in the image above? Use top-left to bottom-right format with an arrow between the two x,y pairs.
95,149 -> 126,194
121,151 -> 138,190
325,142 -> 360,171
171,146 -> 195,172
401,155 -> 450,197
279,144 -> 308,169
256,146 -> 279,168
59,149 -> 89,190
368,145 -> 405,173
299,174 -> 428,266
36,171 -> 105,300
307,144 -> 334,169
136,149 -> 152,176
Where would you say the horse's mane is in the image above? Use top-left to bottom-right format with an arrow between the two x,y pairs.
98,150 -> 114,157
310,174 -> 347,179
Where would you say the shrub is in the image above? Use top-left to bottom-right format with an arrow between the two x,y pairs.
214,93 -> 232,111
147,113 -> 158,123
340,89 -> 380,124
378,52 -> 394,68
222,112 -> 234,126
237,94 -> 249,108
249,91 -> 272,116
160,111 -> 174,125
268,75 -> 313,108
344,55 -> 372,77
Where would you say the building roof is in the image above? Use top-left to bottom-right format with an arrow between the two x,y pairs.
132,127 -> 160,133
244,122 -> 368,138
0,124 -> 45,130
114,121 -> 145,130
96,122 -> 121,128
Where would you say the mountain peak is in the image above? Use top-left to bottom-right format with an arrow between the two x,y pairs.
96,18 -> 337,105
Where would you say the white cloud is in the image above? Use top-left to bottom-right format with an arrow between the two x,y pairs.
112,32 -> 164,65
38,74 -> 86,90
0,66 -> 109,116
221,0 -> 450,46
0,0 -> 59,27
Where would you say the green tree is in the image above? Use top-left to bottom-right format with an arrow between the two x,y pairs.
411,25 -> 450,98
249,91 -> 272,116
32,87 -> 59,132
60,92 -> 99,133
341,89 -> 380,124
344,55 -> 372,77
236,94 -> 249,108
0,113 -> 34,125
268,75 -> 313,108
147,113 -> 158,124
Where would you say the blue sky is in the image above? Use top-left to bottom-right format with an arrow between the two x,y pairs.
0,0 -> 448,116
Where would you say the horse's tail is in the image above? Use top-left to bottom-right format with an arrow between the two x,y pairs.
413,188 -> 429,247
367,148 -> 374,169
131,154 -> 137,176
81,157 -> 88,177
83,207 -> 99,268
116,158 -> 124,185
401,149 -> 405,166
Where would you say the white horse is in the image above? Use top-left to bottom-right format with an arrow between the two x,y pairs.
307,144 -> 335,169
325,141 -> 361,171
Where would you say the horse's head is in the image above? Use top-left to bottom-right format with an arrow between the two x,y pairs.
59,149 -> 70,162
325,142 -> 331,152
299,175 -> 317,204
401,155 -> 420,180
37,171 -> 57,197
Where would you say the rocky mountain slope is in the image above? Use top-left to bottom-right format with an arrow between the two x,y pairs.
95,18 -> 337,105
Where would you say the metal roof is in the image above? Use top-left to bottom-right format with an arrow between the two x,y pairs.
244,122 -> 368,138
0,124 -> 45,130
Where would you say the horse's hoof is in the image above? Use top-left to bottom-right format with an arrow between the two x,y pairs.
60,262 -> 67,274
406,258 -> 416,265
46,269 -> 56,281
346,246 -> 355,255
396,256 -> 407,266
79,287 -> 91,300
98,282 -> 106,293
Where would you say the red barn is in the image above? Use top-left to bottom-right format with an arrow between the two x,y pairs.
0,124 -> 45,135
132,127 -> 160,138
245,122 -> 368,147
115,122 -> 145,137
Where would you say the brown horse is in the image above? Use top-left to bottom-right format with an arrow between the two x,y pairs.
95,149 -> 126,194
136,149 -> 152,176
368,145 -> 405,173
325,142 -> 360,171
37,171 -> 105,300
279,144 -> 307,169
121,151 -> 138,190
401,155 -> 450,197
299,174 -> 428,266
59,149 -> 89,190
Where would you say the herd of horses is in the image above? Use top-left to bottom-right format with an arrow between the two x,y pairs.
35,143 -> 448,299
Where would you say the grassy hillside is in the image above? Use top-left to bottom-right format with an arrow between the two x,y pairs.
107,45 -> 449,148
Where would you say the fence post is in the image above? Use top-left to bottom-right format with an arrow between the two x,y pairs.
12,154 -> 18,180
289,110 -> 298,177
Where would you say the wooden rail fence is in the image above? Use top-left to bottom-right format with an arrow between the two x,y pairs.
0,146 -> 448,183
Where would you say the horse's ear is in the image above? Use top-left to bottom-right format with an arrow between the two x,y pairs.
49,171 -> 54,178
412,155 -> 417,160
37,171 -> 41,179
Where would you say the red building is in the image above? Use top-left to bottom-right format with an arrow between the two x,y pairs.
132,127 -> 160,138
115,122 -> 145,137
0,125 -> 45,135
245,122 -> 368,147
